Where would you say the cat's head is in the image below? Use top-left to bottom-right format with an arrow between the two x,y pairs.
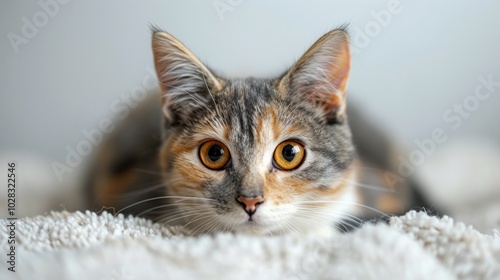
152,28 -> 357,235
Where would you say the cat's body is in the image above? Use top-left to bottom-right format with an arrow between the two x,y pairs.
87,28 -> 431,236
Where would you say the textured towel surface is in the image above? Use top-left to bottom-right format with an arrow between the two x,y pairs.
1,210 -> 499,280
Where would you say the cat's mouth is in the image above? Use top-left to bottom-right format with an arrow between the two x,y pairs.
230,214 -> 261,225
236,216 -> 273,233
220,210 -> 278,234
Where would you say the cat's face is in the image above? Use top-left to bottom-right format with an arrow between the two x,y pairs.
153,29 -> 356,235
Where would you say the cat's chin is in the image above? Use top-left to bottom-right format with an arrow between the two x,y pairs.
235,226 -> 269,235
230,220 -> 272,235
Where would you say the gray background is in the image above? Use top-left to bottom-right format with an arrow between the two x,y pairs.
1,0 -> 500,184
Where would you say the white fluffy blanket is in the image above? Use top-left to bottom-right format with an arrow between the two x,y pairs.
1,210 -> 499,280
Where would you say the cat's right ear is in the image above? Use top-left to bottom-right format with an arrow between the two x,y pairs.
152,29 -> 223,125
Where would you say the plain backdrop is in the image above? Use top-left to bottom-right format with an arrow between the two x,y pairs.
1,0 -> 500,187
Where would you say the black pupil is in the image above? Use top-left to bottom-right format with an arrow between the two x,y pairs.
282,144 -> 297,162
208,145 -> 224,162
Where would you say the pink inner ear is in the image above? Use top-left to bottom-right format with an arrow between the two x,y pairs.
328,46 -> 351,94
326,47 -> 351,112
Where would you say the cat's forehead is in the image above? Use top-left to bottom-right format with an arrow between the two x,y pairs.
216,79 -> 296,129
187,78 -> 313,140
218,78 -> 276,104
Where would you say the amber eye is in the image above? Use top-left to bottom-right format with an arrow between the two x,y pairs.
199,140 -> 231,170
273,140 -> 305,170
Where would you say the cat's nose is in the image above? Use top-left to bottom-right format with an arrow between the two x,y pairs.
237,196 -> 264,216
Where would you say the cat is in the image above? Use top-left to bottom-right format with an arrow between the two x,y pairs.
86,27 -> 433,236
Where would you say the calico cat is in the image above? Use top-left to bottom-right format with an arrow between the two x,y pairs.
87,27 -> 431,236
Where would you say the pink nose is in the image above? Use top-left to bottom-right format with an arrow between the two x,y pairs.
237,196 -> 264,216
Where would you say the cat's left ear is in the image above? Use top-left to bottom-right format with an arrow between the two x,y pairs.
278,29 -> 351,123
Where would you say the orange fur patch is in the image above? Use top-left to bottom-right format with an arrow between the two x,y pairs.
263,174 -> 314,205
